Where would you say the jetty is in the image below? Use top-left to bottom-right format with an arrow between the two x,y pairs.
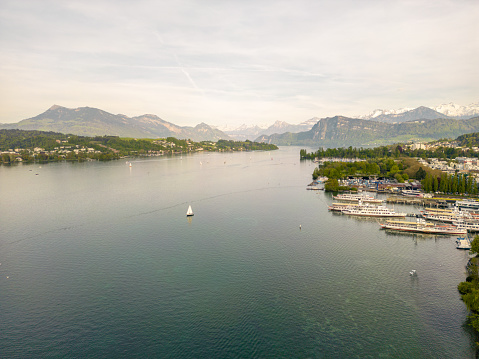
386,196 -> 448,208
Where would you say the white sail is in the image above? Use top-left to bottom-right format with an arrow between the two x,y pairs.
186,205 -> 194,216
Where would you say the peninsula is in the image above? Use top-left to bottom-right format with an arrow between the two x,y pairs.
0,129 -> 278,164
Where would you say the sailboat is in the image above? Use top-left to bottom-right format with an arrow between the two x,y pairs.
186,205 -> 194,217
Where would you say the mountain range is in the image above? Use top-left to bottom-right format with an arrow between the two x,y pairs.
256,115 -> 479,147
0,105 -> 229,142
1,102 -> 479,146
225,102 -> 479,138
222,118 -> 320,140
357,102 -> 479,121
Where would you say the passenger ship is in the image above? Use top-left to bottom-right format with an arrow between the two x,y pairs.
420,207 -> 479,223
332,193 -> 384,204
379,219 -> 467,235
342,205 -> 406,217
328,202 -> 362,212
453,220 -> 479,232
456,199 -> 479,211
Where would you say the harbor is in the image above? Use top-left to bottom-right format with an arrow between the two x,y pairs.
328,190 -> 479,235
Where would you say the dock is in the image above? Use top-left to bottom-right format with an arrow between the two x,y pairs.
386,196 -> 448,208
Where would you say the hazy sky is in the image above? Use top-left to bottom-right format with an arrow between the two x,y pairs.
1,0 -> 478,127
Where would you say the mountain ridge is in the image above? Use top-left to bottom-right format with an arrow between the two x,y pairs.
3,102 -> 479,145
357,102 -> 479,121
256,115 -> 479,147
0,105 -> 230,142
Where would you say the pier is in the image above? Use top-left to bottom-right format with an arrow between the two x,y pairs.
386,196 -> 448,208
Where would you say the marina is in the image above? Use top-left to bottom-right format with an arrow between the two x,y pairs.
329,192 -> 478,234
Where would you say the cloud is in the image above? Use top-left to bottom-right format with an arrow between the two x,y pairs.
0,0 -> 478,126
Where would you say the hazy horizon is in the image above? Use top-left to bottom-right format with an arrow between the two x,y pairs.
1,0 -> 478,127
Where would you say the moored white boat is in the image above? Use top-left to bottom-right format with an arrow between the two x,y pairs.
401,189 -> 424,197
379,218 -> 467,235
342,205 -> 406,217
328,202 -> 364,212
456,237 -> 472,249
332,193 -> 383,204
456,199 -> 479,211
453,219 -> 479,232
420,207 -> 477,223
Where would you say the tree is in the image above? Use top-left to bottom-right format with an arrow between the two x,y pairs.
415,167 -> 427,180
1,153 -> 11,164
439,173 -> 447,193
324,178 -> 340,192
389,164 -> 399,175
460,174 -> 466,194
433,176 -> 439,192
395,173 -> 404,183
422,173 -> 433,193
451,175 -> 458,194
467,175 -> 474,195
471,236 -> 479,256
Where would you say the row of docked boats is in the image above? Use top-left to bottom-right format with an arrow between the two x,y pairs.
329,192 -> 470,235
420,207 -> 479,232
329,193 -> 405,218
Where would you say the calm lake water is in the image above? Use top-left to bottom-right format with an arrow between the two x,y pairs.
0,147 -> 477,358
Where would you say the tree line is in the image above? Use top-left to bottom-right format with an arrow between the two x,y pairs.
313,158 -> 409,181
0,129 -> 279,165
458,236 -> 479,333
300,142 -> 479,161
421,172 -> 478,195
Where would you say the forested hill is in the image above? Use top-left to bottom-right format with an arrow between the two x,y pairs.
257,116 -> 479,147
456,132 -> 479,147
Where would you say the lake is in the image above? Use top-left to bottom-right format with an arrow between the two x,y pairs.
0,147 -> 477,358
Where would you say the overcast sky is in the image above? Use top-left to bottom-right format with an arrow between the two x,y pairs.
1,0 -> 478,128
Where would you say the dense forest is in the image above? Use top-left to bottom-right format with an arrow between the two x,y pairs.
457,132 -> 479,147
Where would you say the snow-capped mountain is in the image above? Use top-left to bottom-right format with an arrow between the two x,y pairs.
220,102 -> 479,141
433,102 -> 479,118
222,118 -> 320,140
358,102 -> 479,120
357,107 -> 414,120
